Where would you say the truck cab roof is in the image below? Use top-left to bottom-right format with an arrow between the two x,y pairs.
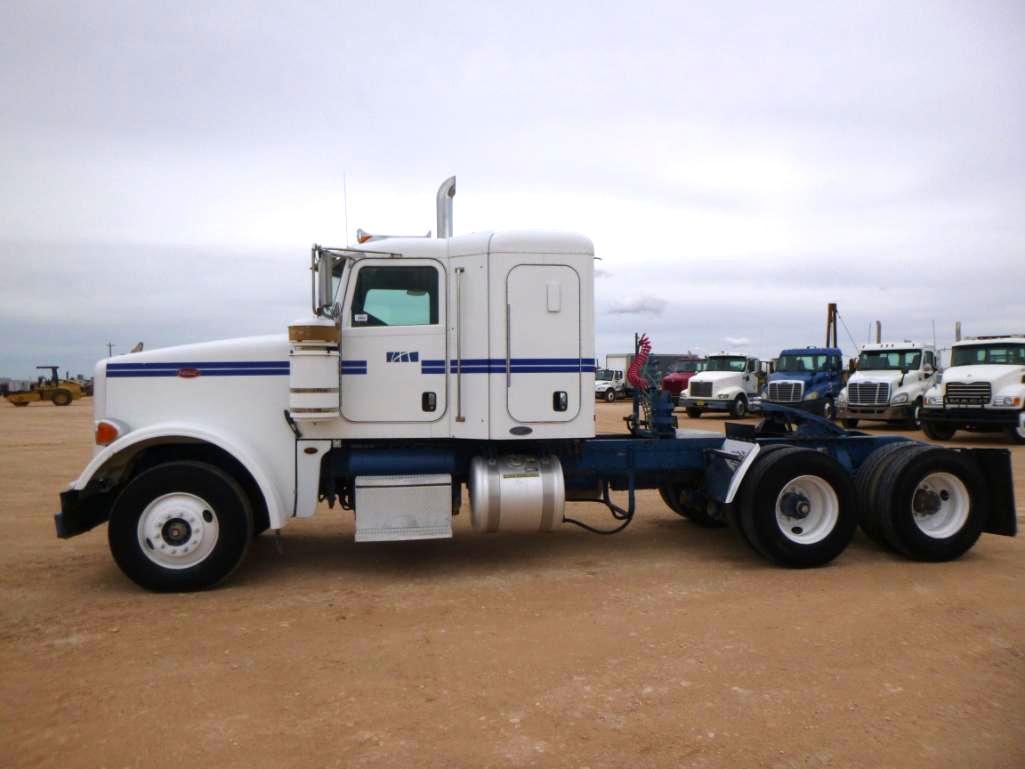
858,341 -> 932,352
350,230 -> 595,259
778,347 -> 842,357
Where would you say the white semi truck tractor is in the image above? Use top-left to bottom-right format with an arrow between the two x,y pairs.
54,179 -> 1017,590
920,336 -> 1025,444
837,342 -> 939,428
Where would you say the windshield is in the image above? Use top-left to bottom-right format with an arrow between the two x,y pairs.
951,343 -> 1025,367
705,356 -> 747,372
667,360 -> 703,374
777,353 -> 833,372
857,350 -> 922,371
595,369 -> 618,381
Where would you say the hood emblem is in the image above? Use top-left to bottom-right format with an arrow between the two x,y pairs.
177,367 -> 201,379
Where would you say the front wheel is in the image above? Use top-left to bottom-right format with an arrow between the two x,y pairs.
604,389 -> 617,403
841,418 -> 859,429
1006,417 -> 1025,445
822,399 -> 836,420
686,407 -> 702,419
922,420 -> 956,441
730,395 -> 748,418
108,461 -> 253,591
905,399 -> 923,429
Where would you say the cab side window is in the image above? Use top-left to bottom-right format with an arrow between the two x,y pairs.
923,351 -> 935,369
351,266 -> 439,327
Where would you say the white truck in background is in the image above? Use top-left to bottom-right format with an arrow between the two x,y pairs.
594,366 -> 626,402
921,336 -> 1025,444
678,353 -> 764,418
837,342 -> 939,428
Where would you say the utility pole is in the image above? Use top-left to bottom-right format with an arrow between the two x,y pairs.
825,303 -> 838,348
106,342 -> 115,357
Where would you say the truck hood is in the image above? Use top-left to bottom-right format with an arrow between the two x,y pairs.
940,364 -> 1025,387
690,371 -> 742,386
847,370 -> 906,385
104,334 -> 290,370
768,371 -> 814,384
662,371 -> 697,384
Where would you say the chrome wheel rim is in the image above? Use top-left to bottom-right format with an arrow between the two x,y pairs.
136,493 -> 219,569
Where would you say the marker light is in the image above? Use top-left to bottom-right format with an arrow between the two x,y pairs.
95,420 -> 121,446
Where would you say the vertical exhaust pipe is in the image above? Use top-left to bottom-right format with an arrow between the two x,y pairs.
874,320 -> 881,343
436,176 -> 456,238
954,321 -> 962,342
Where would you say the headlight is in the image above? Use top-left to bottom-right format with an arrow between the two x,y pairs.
804,391 -> 820,400
891,392 -> 909,405
926,395 -> 941,406
994,395 -> 1022,407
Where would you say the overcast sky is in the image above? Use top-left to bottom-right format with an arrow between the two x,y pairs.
2,1 -> 1023,378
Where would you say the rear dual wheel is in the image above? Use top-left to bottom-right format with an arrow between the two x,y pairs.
855,443 -> 987,560
732,447 -> 857,567
659,483 -> 725,528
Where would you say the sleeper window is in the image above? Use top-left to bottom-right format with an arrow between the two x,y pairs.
351,266 -> 439,327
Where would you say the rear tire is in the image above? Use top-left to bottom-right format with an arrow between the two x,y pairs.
13,401 -> 29,407
854,442 -> 928,547
686,407 -> 702,419
51,389 -> 72,406
872,448 -> 988,561
922,420 -> 956,441
108,461 -> 253,591
736,447 -> 857,567
841,418 -> 859,429
659,484 -> 725,528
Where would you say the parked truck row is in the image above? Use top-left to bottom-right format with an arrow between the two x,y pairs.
601,335 -> 1024,445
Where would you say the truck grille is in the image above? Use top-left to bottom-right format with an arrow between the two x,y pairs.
690,381 -> 713,398
766,381 -> 803,402
945,382 -> 991,406
848,382 -> 890,406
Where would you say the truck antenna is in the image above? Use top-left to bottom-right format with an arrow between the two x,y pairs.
343,172 -> 350,246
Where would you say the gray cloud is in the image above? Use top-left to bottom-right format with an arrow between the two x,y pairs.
606,295 -> 668,316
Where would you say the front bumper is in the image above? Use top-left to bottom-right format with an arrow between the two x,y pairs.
55,486 -> 112,539
920,407 -> 1023,428
679,397 -> 733,412
838,404 -> 911,421
762,398 -> 824,415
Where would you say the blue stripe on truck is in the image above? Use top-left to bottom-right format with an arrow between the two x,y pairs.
107,358 -> 596,377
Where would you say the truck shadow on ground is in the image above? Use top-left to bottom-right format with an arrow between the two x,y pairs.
226,515 -> 914,589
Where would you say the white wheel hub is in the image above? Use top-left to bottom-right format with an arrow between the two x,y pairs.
775,475 -> 839,545
912,472 -> 969,539
137,492 -> 219,569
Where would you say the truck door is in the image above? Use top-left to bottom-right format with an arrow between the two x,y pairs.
340,259 -> 447,423
506,264 -> 582,423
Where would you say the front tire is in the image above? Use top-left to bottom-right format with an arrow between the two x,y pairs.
1006,417 -> 1025,445
108,461 -> 253,591
736,448 -> 857,567
604,389 -> 617,403
922,420 -> 957,441
841,418 -> 859,429
730,395 -> 748,418
822,399 -> 836,420
686,407 -> 702,419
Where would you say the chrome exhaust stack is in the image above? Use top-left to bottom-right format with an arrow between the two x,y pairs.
436,176 -> 456,238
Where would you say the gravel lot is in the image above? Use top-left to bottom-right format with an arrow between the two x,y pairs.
2,398 -> 1023,768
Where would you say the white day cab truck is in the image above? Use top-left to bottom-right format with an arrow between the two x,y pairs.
55,178 -> 1017,590
837,342 -> 939,429
593,366 -> 626,402
678,354 -> 764,418
920,336 -> 1025,444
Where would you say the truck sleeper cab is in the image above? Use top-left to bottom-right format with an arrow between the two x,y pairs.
52,179 -> 1018,591
762,347 -> 844,419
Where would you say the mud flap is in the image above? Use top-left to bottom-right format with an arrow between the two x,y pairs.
966,448 -> 1017,536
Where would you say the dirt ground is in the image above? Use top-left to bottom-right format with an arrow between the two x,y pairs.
1,398 -> 1023,769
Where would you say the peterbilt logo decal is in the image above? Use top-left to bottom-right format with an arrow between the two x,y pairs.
386,352 -> 420,363
177,367 -> 201,378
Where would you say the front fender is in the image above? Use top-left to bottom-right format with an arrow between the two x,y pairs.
72,422 -> 288,530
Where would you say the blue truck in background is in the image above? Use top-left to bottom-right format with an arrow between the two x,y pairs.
761,347 -> 846,419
